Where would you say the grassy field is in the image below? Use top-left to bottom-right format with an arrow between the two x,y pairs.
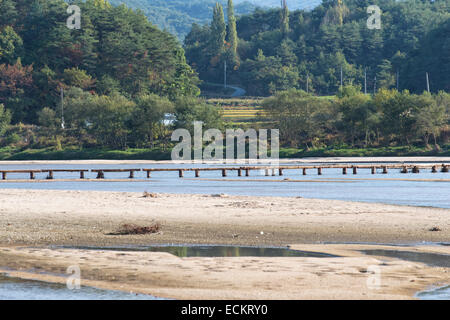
207,98 -> 270,122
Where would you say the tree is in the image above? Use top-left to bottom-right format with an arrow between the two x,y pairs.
226,0 -> 239,68
0,103 -> 11,136
280,0 -> 289,37
90,94 -> 135,149
337,85 -> 374,146
131,94 -> 174,147
377,60 -> 395,89
0,26 -> 23,64
0,59 -> 34,123
415,94 -> 447,147
62,67 -> 95,90
0,0 -> 17,27
174,96 -> 223,133
262,89 -> 334,148
210,3 -> 226,61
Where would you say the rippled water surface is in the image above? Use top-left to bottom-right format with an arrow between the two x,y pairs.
0,162 -> 449,208
0,275 -> 160,300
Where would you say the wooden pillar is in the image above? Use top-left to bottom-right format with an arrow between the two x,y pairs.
342,167 -> 347,175
47,171 -> 54,180
222,169 -> 227,177
272,169 -> 276,176
371,167 -> 376,175
129,170 -> 135,179
279,168 -> 283,176
401,167 -> 408,174
412,166 -> 420,174
30,172 -> 35,180
353,167 -> 357,175
146,171 -> 151,178
237,169 -> 242,177
317,168 -> 322,175
442,165 -> 449,173
382,166 -> 388,174
303,168 -> 307,176
96,171 -> 104,179
179,170 -> 184,178
80,171 -> 85,179
432,166 -> 437,173
245,169 -> 250,177
2,172 -> 6,180
195,169 -> 200,178
265,169 -> 270,177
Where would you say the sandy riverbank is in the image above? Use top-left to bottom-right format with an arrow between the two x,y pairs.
0,189 -> 448,299
0,244 -> 448,300
0,189 -> 449,246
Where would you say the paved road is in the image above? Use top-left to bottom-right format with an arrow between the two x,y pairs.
228,85 -> 246,97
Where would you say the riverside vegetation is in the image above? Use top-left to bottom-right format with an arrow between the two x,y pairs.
0,0 -> 448,160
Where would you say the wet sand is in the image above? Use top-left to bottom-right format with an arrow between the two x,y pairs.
0,244 -> 448,300
0,189 -> 449,299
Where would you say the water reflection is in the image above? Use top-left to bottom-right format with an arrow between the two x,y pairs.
362,250 -> 450,268
70,245 -> 338,258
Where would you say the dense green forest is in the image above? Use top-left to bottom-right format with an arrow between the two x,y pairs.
0,0 -> 448,160
0,0 -> 222,154
110,0 -> 323,41
185,0 -> 450,96
109,0 -> 259,40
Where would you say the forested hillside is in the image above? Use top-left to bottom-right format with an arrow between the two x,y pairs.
0,0 -> 222,154
110,0 -> 324,40
0,0 -> 199,124
109,0 -> 258,40
185,0 -> 450,96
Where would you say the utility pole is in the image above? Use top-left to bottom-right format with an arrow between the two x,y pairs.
340,66 -> 343,90
364,67 -> 367,94
60,87 -> 65,129
373,76 -> 377,95
426,72 -> 430,93
396,70 -> 399,91
224,61 -> 227,89
306,74 -> 309,93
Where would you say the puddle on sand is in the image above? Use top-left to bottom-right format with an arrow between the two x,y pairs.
0,275 -> 161,300
361,249 -> 450,268
68,245 -> 339,258
416,286 -> 450,300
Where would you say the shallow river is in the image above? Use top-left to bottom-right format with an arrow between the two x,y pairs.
0,162 -> 449,208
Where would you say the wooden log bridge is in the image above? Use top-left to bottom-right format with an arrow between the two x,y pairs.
0,164 -> 448,181
91,169 -> 141,179
43,169 -> 89,180
141,164 -> 449,178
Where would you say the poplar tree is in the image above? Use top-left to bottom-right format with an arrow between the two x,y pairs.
280,0 -> 289,37
226,0 -> 239,67
210,2 -> 226,59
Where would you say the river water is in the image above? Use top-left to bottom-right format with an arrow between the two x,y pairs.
0,162 -> 448,300
0,162 -> 449,208
0,275 -> 160,300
